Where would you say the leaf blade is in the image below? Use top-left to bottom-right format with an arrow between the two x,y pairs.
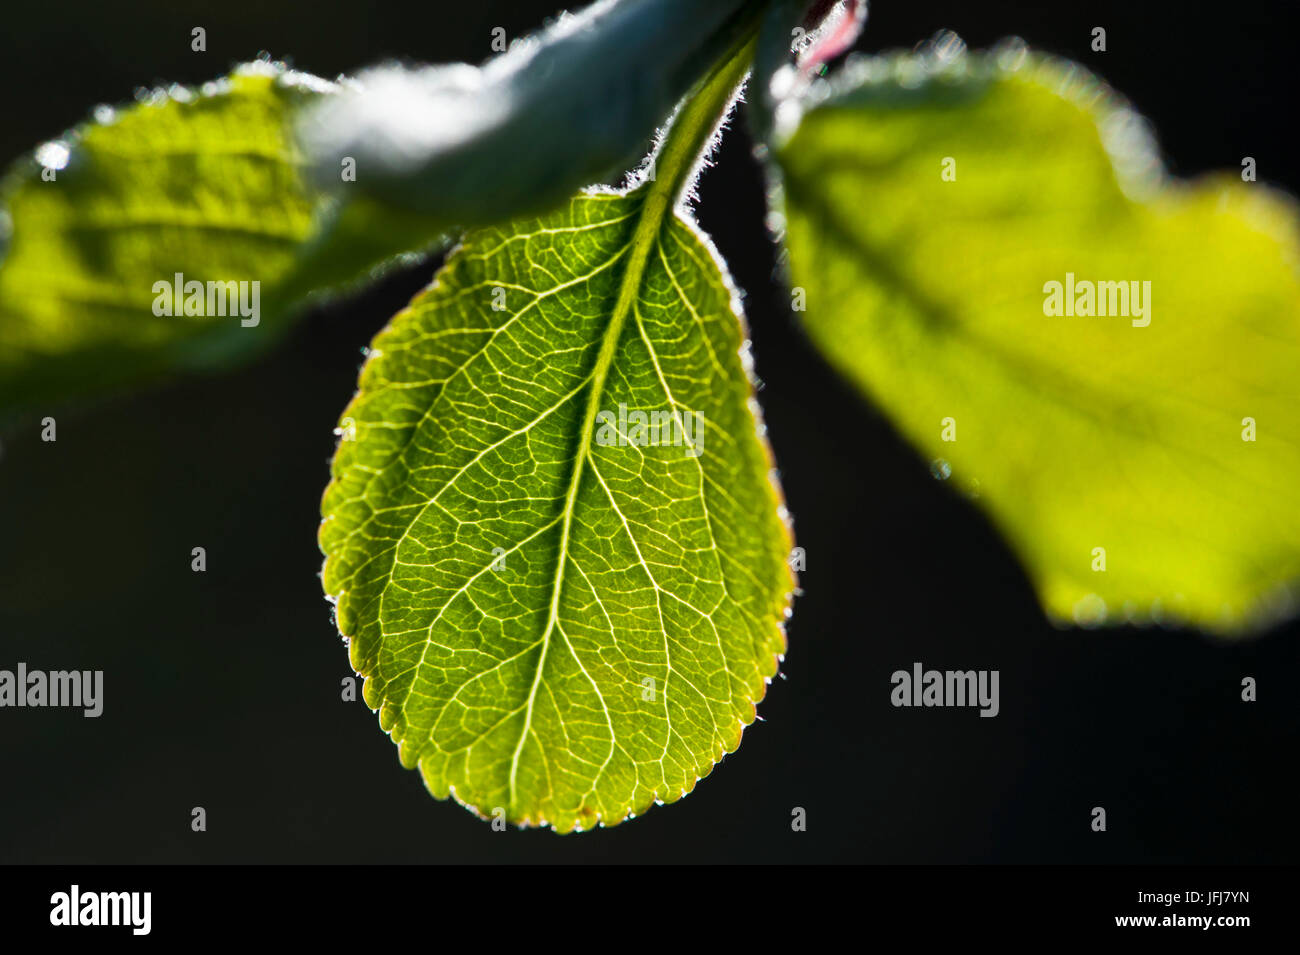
321,187 -> 793,830
775,45 -> 1300,633
0,64 -> 448,415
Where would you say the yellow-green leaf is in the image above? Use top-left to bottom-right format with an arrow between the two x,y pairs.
776,43 -> 1300,634
0,64 -> 445,413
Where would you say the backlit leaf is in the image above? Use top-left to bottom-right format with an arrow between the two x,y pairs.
775,42 -> 1300,634
320,42 -> 794,829
0,64 -> 446,414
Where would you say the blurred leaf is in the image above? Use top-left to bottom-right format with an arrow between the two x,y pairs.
0,64 -> 448,415
775,43 -> 1300,634
319,38 -> 793,829
295,0 -> 760,223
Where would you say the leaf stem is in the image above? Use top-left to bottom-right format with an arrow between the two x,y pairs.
648,29 -> 759,213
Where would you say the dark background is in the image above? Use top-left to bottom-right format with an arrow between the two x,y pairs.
1,1 -> 1297,863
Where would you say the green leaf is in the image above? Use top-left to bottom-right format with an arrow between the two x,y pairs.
319,39 -> 794,830
0,63 -> 446,414
774,41 -> 1300,634
295,0 -> 760,225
